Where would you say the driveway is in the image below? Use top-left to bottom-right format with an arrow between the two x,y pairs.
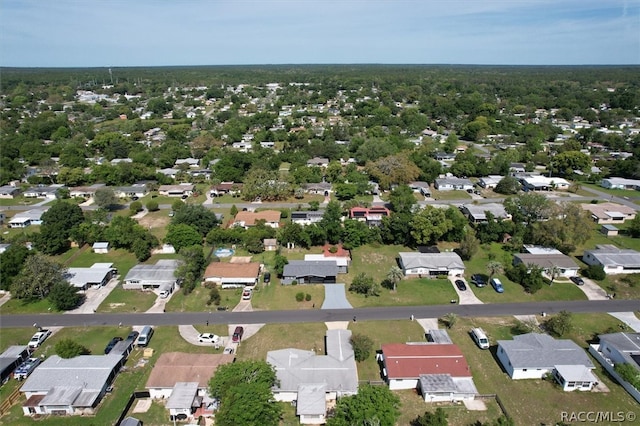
608,312 -> 640,332
576,277 -> 608,301
448,277 -> 483,305
65,276 -> 120,314
322,284 -> 353,309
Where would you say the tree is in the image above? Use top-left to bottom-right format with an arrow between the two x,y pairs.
546,310 -> 573,337
10,254 -> 66,302
165,224 -> 202,255
614,363 -> 640,390
35,201 -> 85,254
320,201 -> 343,244
342,219 -> 378,249
441,313 -> 458,329
0,244 -> 32,291
208,360 -> 278,401
410,206 -> 452,245
494,176 -> 521,195
55,339 -> 90,358
215,382 -> 282,426
504,193 -> 552,225
411,408 -> 448,426
48,282 -> 83,310
230,204 -> 238,218
327,384 -> 401,426
458,230 -> 479,260
241,168 -> 292,201
273,253 -> 289,276
582,264 -> 606,280
129,200 -> 143,214
176,245 -> 206,295
531,202 -> 592,253
146,199 -> 159,211
171,204 -> 218,236
366,154 -> 421,190
348,273 -> 380,297
94,187 -> 118,210
487,261 -> 503,280
350,333 -> 374,362
386,266 -> 404,291
388,184 -> 417,214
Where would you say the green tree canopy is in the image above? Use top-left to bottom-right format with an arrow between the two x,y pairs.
410,206 -> 452,245
171,204 -> 219,236
94,187 -> 118,210
208,360 -> 278,401
165,224 -> 203,252
350,333 -> 374,362
327,384 -> 401,426
48,282 -> 83,311
10,254 -> 66,302
55,339 -> 90,358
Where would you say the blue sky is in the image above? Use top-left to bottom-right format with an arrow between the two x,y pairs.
1,0 -> 639,67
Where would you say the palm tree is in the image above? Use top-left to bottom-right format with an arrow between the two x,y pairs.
386,266 -> 405,292
548,266 -> 561,285
487,261 -> 503,280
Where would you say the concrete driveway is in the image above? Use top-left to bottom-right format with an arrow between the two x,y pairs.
448,277 -> 483,305
322,284 -> 353,309
65,276 -> 120,314
576,277 -> 608,301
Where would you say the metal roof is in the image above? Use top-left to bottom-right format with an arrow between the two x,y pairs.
497,333 -> 594,370
398,252 -> 465,271
296,384 -> 327,416
166,382 -> 199,409
283,260 -> 339,278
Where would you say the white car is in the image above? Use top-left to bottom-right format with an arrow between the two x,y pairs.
28,330 -> 52,348
198,333 -> 220,344
242,288 -> 252,300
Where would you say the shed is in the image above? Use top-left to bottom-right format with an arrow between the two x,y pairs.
601,224 -> 619,236
92,242 -> 109,254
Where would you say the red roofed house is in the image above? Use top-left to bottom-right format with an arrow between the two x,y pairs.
203,262 -> 261,289
232,210 -> 281,229
349,206 -> 390,227
380,343 -> 478,402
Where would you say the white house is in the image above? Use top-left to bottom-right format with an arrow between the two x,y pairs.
512,253 -> 580,278
8,209 -> 47,228
65,263 -> 117,290
477,175 -> 505,189
434,177 -> 474,191
589,332 -> 640,403
398,252 -> 465,277
583,245 -> 640,275
520,175 -> 570,191
601,177 -> 640,190
496,333 -> 597,391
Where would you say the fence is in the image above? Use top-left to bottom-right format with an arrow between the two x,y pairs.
0,387 -> 22,416
475,394 -> 511,420
114,390 -> 150,426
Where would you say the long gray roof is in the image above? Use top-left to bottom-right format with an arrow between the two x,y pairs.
166,382 -> 199,409
513,253 -> 579,270
267,329 -> 357,394
398,252 -> 465,270
124,259 -> 181,283
283,260 -> 338,278
585,245 -> 640,268
599,332 -> 640,353
297,383 -> 327,416
497,333 -> 593,369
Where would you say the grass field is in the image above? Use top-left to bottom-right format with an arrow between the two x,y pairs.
96,286 -> 157,313
251,283 -> 325,310
165,285 -> 242,312
432,190 -> 471,200
236,322 -> 328,362
347,278 -> 458,307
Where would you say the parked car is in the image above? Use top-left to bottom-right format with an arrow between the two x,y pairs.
470,328 -> 490,350
455,279 -> 467,291
232,326 -> 244,343
263,272 -> 271,283
127,331 -> 139,342
28,330 -> 51,348
104,337 -> 123,354
14,357 -> 41,380
198,333 -> 220,344
471,274 -> 486,287
490,278 -> 504,293
242,289 -> 252,300
570,276 -> 585,286
223,347 -> 234,355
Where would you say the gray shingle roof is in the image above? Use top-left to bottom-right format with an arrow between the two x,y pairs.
598,332 -> 640,353
283,260 -> 338,278
296,384 -> 327,416
585,245 -> 640,268
166,382 -> 199,409
124,260 -> 181,283
497,333 -> 593,369
398,252 -> 465,270
513,253 -> 579,270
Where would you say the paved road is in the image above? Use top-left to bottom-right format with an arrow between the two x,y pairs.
3,299 -> 637,329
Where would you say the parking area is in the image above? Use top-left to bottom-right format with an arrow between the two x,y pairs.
448,276 -> 483,305
321,284 -> 353,309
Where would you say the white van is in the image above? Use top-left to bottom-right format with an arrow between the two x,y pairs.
137,326 -> 154,347
470,328 -> 490,349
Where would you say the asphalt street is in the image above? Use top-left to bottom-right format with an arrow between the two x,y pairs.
2,299 -> 638,329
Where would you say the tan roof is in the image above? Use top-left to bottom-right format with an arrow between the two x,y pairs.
146,352 -> 234,388
229,256 -> 253,264
204,262 -> 261,279
581,202 -> 635,219
233,210 -> 281,226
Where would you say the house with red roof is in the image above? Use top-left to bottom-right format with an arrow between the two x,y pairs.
349,206 -> 390,227
380,342 -> 478,402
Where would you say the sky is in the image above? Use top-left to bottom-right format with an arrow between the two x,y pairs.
1,0 -> 639,67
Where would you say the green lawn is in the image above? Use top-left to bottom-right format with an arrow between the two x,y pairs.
432,189 -> 471,200
236,322 -> 328,362
251,283 -> 325,310
345,244 -> 412,285
582,182 -> 640,199
347,278 -> 458,307
0,298 -> 56,315
96,286 -> 157,313
164,285 -> 242,312
0,197 -> 43,206
445,315 -> 640,426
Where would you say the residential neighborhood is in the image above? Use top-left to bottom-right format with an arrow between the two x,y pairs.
1,65 -> 639,426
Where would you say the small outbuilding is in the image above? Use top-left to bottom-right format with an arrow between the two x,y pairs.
92,242 -> 109,254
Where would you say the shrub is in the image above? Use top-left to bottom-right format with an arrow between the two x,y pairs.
582,264 -> 606,280
291,280 -> 298,286
129,201 -> 143,213
206,287 -> 221,306
350,333 -> 374,362
329,245 -> 338,254
146,199 -> 159,211
295,292 -> 304,302
55,339 -> 90,358
305,293 -> 311,301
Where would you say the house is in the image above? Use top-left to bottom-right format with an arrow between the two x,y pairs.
581,202 -> 636,224
267,329 -> 358,424
583,245 -> 640,275
158,184 -> 194,197
460,203 -> 511,223
434,177 -> 474,191
114,185 -> 148,199
210,182 -> 243,197
520,175 -> 570,191
21,354 -> 123,416
588,332 -> 640,403
291,210 -> 325,226
203,262 -> 261,289
92,242 -> 109,254
65,263 -> 117,290
23,185 -> 64,199
120,417 -> 142,426
509,163 -> 527,174
306,157 -> 329,168
0,345 -> 30,383
477,175 -> 505,189
231,141 -> 252,152
408,181 -> 432,197
0,185 -> 20,199
496,333 -> 597,391
8,209 -> 47,228
146,352 -> 234,420
302,182 -> 332,195
123,259 -> 182,290
263,238 -> 277,251
157,168 -> 180,179
349,206 -> 390,227
380,343 -> 477,401
232,210 -> 281,229
174,158 -> 200,168
305,246 -> 350,274
398,252 -> 465,277
512,253 -> 580,277
281,260 -> 338,285
601,177 -> 640,190
69,184 -> 104,199
601,224 -> 619,236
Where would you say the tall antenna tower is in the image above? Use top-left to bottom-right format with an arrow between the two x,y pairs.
109,68 -> 113,85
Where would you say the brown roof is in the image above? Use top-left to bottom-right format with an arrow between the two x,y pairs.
323,244 -> 351,259
204,262 -> 261,279
233,210 -> 281,226
382,344 -> 471,379
146,352 -> 234,388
